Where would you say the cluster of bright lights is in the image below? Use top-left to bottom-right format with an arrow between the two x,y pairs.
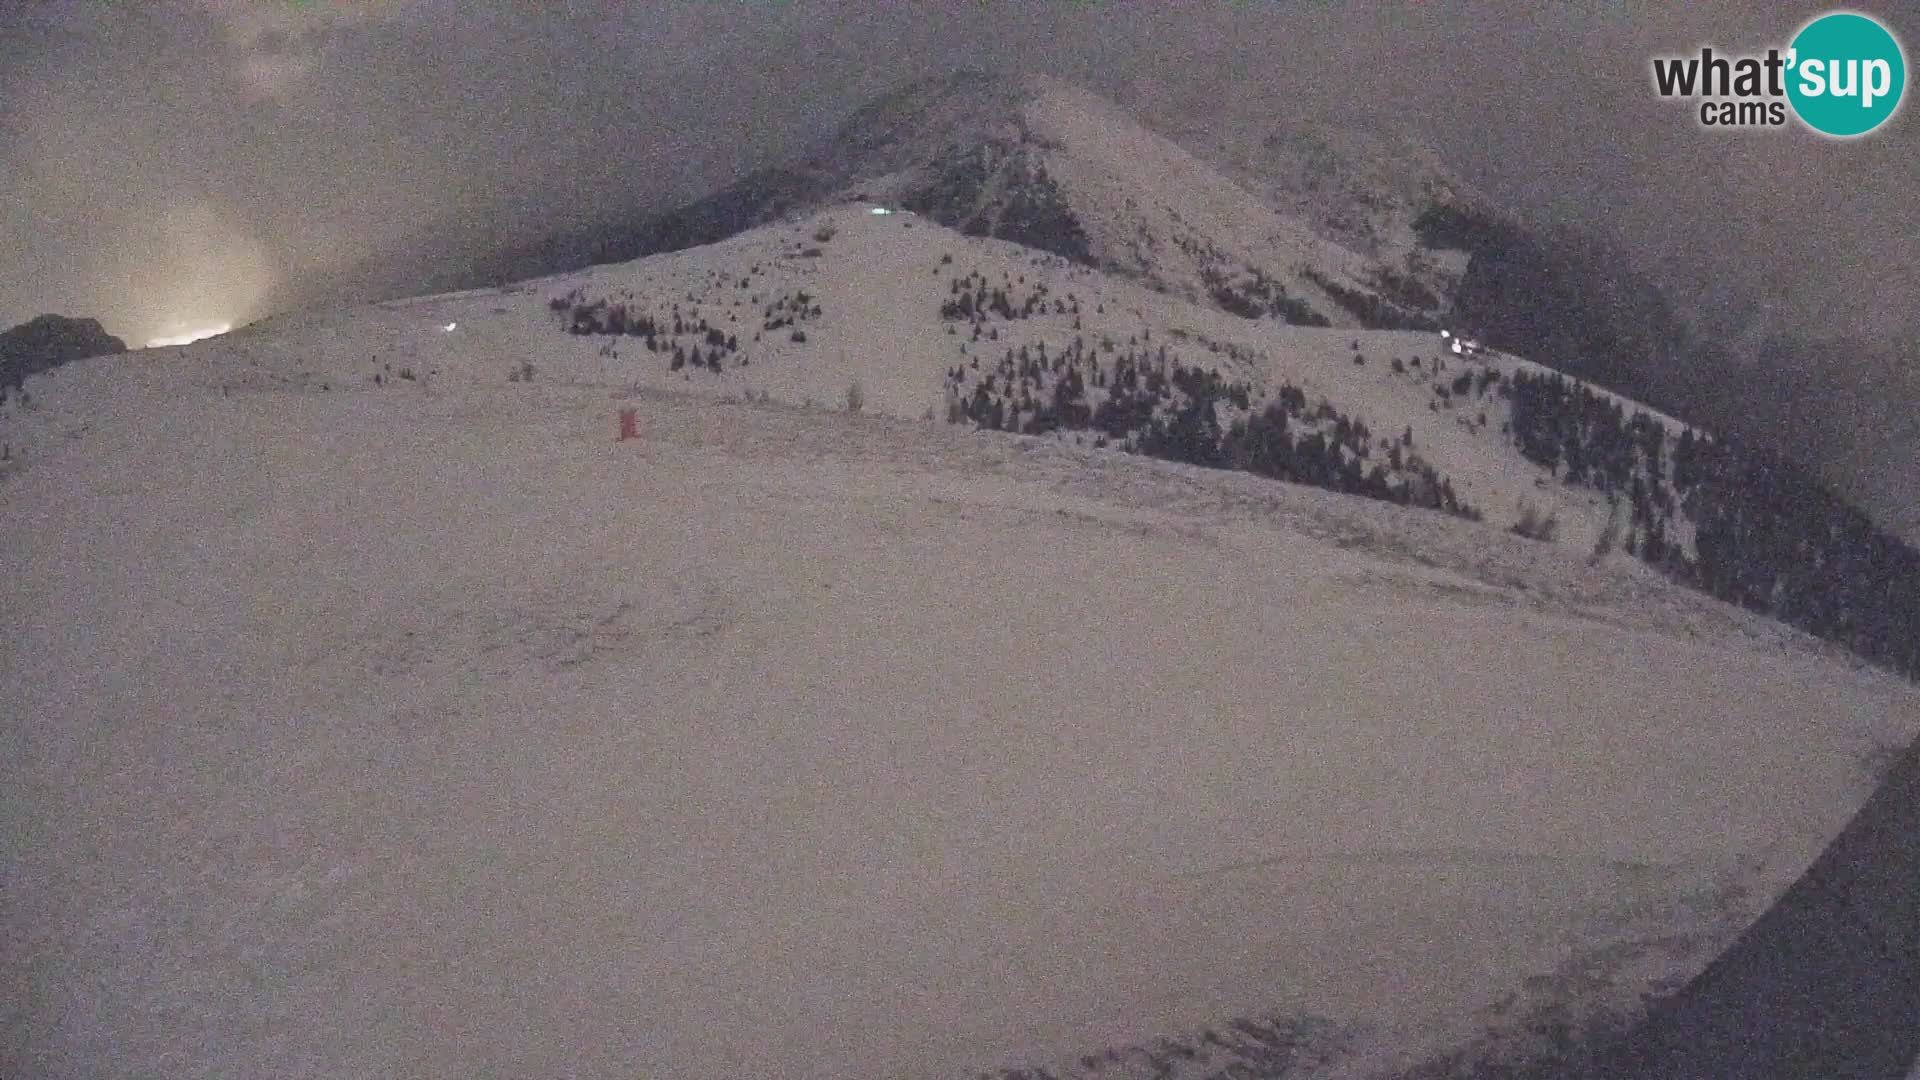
146,323 -> 232,349
1439,328 -> 1482,357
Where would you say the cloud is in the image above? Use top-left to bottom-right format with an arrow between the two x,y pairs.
193,0 -> 418,99
108,198 -> 276,342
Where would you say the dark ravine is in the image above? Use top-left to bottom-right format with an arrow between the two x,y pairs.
1410,203 -> 1691,407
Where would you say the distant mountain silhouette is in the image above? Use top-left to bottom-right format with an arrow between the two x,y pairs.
1,314 -> 126,393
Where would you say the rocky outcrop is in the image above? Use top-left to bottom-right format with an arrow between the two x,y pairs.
0,314 -> 126,392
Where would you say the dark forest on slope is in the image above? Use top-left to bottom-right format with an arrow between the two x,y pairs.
1506,368 -> 1920,680
1395,204 -> 1920,679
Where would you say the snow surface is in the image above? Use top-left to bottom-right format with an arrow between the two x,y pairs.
3,385 -> 1914,1077
1015,80 -> 1378,301
1142,109 -> 1480,286
5,210 -> 1917,1078
111,203 -> 1710,562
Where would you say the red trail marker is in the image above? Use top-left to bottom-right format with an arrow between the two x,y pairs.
616,408 -> 638,441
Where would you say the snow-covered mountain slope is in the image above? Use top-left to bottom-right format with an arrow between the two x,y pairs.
6,320 -> 1918,1078
602,72 -> 1447,332
1130,111 -> 1484,309
32,200 -> 1914,691
57,203 -> 1690,563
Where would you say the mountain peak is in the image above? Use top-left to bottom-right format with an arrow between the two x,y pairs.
824,68 -> 1035,163
605,74 -> 1471,333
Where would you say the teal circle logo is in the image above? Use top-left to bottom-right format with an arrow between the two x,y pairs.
1787,12 -> 1906,137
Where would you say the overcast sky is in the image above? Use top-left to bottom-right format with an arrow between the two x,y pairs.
3,0 -> 1916,347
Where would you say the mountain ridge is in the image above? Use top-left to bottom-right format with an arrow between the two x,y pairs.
29,190 -> 1914,684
